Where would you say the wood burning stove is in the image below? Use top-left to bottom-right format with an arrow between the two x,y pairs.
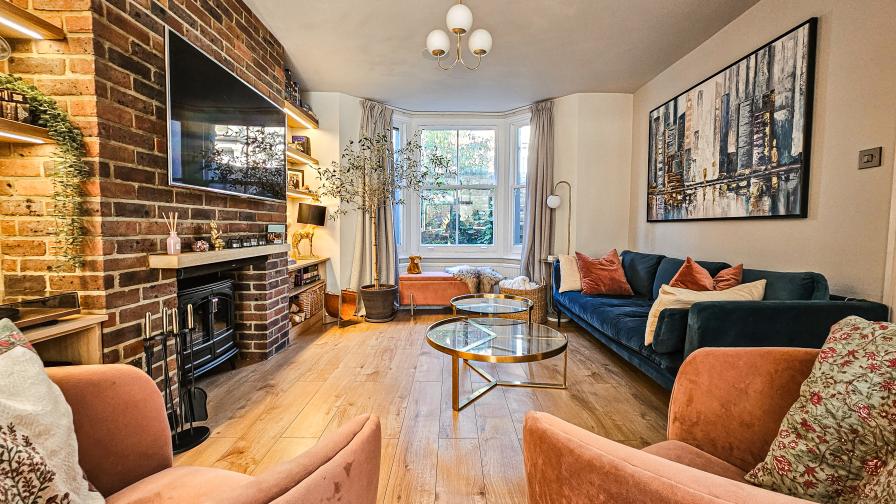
176,277 -> 237,378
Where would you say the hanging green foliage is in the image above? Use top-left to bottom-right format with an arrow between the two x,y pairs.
0,73 -> 89,270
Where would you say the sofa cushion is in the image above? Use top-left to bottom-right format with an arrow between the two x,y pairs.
576,250 -> 633,296
745,317 -> 896,502
643,440 -> 747,482
652,257 -> 732,299
0,319 -> 104,504
620,251 -> 665,299
741,268 -> 829,300
554,292 -> 683,372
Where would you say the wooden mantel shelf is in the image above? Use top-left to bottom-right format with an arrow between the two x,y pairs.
148,244 -> 290,269
0,1 -> 66,40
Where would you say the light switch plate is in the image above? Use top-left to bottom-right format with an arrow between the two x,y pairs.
858,147 -> 882,169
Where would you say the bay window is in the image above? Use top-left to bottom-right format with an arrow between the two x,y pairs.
395,111 -> 530,260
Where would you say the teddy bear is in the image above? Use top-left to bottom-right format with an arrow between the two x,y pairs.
406,255 -> 422,274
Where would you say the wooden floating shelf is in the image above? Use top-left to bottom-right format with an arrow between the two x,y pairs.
283,101 -> 319,129
0,2 -> 66,40
288,257 -> 330,272
287,190 -> 317,200
289,278 -> 325,297
286,146 -> 318,165
147,244 -> 290,269
0,118 -> 54,144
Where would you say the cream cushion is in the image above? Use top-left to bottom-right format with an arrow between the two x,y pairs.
557,255 -> 581,293
0,319 -> 104,503
645,280 -> 766,345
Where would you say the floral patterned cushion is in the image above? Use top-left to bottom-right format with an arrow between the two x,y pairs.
745,316 -> 896,503
0,318 -> 103,503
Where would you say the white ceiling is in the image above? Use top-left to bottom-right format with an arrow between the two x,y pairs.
244,0 -> 760,112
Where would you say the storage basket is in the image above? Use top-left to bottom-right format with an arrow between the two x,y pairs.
498,284 -> 547,324
298,282 -> 325,319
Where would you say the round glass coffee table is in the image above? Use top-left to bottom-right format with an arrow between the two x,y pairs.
450,293 -> 534,324
426,317 -> 568,411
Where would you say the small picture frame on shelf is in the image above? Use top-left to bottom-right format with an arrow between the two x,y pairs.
290,135 -> 311,154
287,170 -> 304,193
267,224 -> 286,244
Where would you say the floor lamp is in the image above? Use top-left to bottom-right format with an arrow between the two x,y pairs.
545,180 -> 571,322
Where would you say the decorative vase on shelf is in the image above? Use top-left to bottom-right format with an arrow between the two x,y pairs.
166,232 -> 181,255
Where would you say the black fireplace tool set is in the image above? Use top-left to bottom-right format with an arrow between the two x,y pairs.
143,304 -> 210,454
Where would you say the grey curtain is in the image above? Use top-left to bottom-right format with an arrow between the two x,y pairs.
520,100 -> 554,284
350,99 -> 397,308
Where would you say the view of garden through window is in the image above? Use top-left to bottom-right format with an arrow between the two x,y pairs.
420,129 -> 496,246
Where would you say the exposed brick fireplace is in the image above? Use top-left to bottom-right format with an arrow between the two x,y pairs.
0,0 -> 292,373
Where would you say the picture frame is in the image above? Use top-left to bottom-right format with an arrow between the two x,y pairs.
287,169 -> 305,194
647,18 -> 817,222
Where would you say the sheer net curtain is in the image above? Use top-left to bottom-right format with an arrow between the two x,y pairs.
349,100 -> 397,311
520,100 -> 554,284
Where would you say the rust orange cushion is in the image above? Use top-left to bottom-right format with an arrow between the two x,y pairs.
670,257 -> 742,291
575,250 -> 633,296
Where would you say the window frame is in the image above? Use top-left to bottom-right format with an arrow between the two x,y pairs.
394,111 -> 531,261
510,119 -> 530,253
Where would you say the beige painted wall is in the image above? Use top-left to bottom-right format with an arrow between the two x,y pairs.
553,93 -> 633,258
628,0 -> 896,300
302,92 -> 362,289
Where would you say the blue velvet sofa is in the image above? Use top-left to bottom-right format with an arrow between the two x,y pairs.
552,251 -> 889,390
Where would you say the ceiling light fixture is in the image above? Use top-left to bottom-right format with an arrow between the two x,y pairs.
425,0 -> 492,71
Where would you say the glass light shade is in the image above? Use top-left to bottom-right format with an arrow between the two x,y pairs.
468,29 -> 492,56
426,29 -> 450,57
546,194 -> 562,209
446,3 -> 473,34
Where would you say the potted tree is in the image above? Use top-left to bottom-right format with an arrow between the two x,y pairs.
314,133 -> 451,322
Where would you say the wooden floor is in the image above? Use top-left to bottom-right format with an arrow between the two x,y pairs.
175,311 -> 670,503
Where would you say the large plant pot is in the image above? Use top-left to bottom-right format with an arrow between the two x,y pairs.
360,284 -> 398,323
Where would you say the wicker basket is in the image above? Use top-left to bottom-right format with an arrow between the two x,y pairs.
498,284 -> 547,324
298,282 -> 325,319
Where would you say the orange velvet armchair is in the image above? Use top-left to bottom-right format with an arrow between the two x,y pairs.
47,364 -> 381,504
523,347 -> 819,504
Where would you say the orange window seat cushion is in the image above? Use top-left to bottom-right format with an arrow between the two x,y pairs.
398,272 -> 471,306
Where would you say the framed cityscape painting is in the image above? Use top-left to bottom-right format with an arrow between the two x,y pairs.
647,18 -> 817,222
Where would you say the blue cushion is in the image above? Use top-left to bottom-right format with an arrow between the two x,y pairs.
741,269 -> 829,300
620,250 -> 665,299
652,257 -> 732,299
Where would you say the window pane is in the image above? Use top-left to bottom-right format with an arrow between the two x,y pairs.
392,127 -> 402,245
421,129 -> 458,184
421,189 -> 455,245
457,188 -> 494,245
517,125 -> 530,185
513,187 -> 526,246
458,130 -> 495,185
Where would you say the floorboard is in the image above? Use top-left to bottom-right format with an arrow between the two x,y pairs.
175,311 -> 669,503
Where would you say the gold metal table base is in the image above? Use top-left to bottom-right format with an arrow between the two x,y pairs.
450,350 -> 568,412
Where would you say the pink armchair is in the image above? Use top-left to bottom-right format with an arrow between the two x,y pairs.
47,364 -> 381,504
523,347 -> 819,503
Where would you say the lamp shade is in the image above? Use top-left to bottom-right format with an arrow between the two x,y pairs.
468,29 -> 492,56
546,194 -> 561,209
446,3 -> 473,34
296,203 -> 327,226
426,29 -> 450,57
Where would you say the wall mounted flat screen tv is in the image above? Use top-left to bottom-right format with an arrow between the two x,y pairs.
166,29 -> 286,201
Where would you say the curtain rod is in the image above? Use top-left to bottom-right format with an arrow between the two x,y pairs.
387,102 -> 535,117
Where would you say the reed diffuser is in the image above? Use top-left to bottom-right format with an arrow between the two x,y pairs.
164,212 -> 181,255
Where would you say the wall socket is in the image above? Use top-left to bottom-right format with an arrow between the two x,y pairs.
858,147 -> 882,169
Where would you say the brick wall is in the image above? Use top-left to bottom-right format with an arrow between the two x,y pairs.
0,0 -> 291,370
